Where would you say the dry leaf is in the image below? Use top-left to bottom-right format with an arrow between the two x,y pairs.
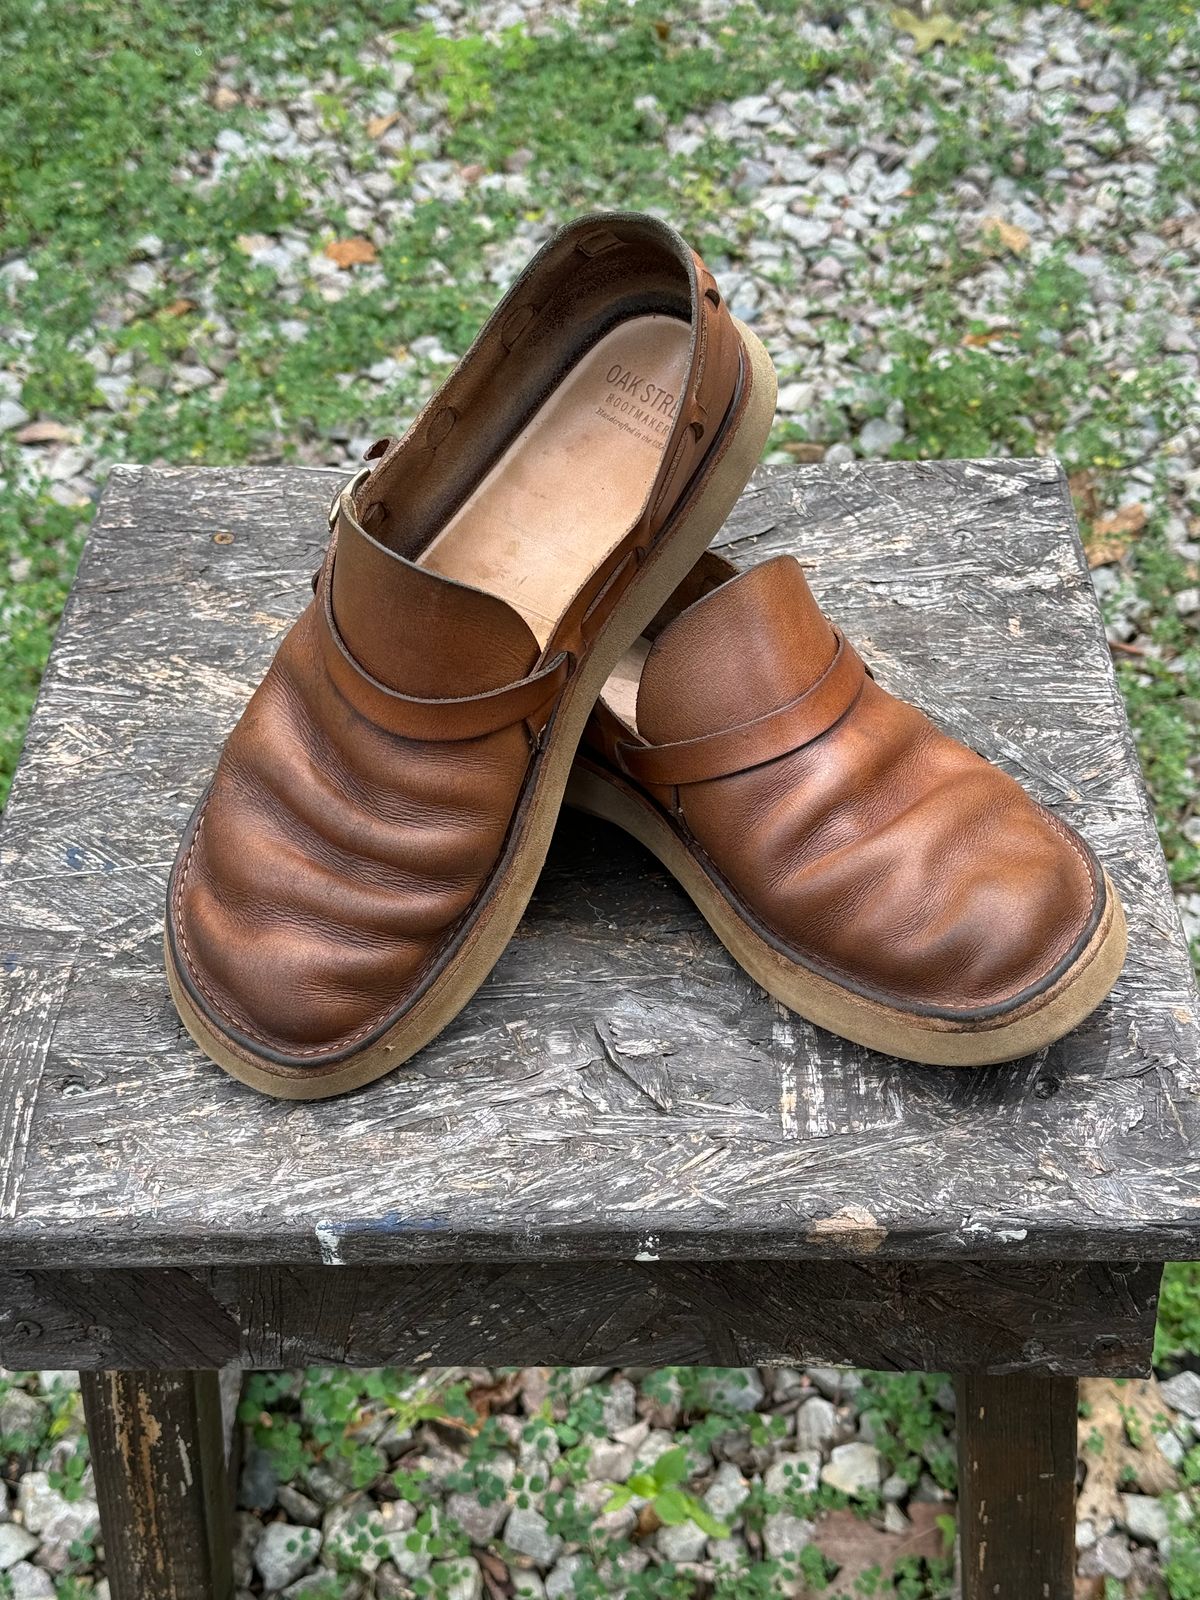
1088,536 -> 1131,568
324,237 -> 378,268
892,7 -> 965,51
161,298 -> 197,318
477,1550 -> 509,1585
817,1502 -> 951,1589
1094,502 -> 1149,539
476,1548 -> 508,1600
467,1370 -> 523,1420
782,440 -> 828,463
481,1571 -> 507,1600
982,215 -> 1032,254
1162,216 -> 1200,249
14,420 -> 74,445
1077,1377 -> 1178,1532
366,111 -> 399,140
211,86 -> 240,111
961,327 -> 1014,347
1087,503 -> 1148,568
1069,468 -> 1101,522
636,1502 -> 661,1537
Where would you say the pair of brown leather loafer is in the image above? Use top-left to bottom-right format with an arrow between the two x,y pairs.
165,212 -> 1126,1098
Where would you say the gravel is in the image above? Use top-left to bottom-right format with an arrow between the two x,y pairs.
445,1454 -> 514,1542
694,1368 -> 766,1414
602,1376 -> 637,1434
238,1445 -> 279,1511
763,1506 -> 816,1559
6,1356 -> 1200,1594
0,1390 -> 45,1439
7,1565 -> 55,1599
858,417 -> 905,456
760,1449 -> 820,1558
795,1395 -> 841,1452
1079,1532 -> 1136,1581
656,1519 -> 709,1562
1161,1371 -> 1200,1417
1123,1493 -> 1171,1545
275,1485 -> 322,1526
703,1461 -> 750,1524
821,1440 -> 884,1498
322,1500 -> 385,1575
544,1554 -> 586,1599
430,1556 -> 484,1600
15,1474 -> 66,1535
584,1437 -> 635,1480
504,1506 -> 563,1567
283,1576 -> 361,1600
0,1526 -> 38,1571
34,1495 -> 100,1574
255,1520 -> 322,1590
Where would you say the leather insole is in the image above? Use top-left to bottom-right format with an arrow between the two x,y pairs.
418,315 -> 690,646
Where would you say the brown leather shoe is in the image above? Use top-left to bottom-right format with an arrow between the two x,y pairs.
166,213 -> 776,1097
568,551 -> 1127,1065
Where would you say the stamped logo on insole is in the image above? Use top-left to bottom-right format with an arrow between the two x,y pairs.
596,363 -> 677,448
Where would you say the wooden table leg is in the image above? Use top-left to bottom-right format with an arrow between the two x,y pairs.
81,1370 -> 234,1600
956,1372 -> 1077,1600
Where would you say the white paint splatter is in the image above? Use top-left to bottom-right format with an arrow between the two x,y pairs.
772,1008 -> 799,1139
964,1218 -> 1028,1244
315,1221 -> 344,1265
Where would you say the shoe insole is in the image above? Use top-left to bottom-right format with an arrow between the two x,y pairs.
418,315 -> 691,647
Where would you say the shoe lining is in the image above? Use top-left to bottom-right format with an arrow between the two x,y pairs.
599,636 -> 650,734
417,315 -> 691,647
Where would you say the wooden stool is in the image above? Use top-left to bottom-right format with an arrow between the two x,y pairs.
1,460 -> 1196,1600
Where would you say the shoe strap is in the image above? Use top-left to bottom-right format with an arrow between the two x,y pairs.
616,630 -> 866,787
315,553 -> 569,742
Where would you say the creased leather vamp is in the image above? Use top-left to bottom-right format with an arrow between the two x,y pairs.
582,553 -> 1107,1021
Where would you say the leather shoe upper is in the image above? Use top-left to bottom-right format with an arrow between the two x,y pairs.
583,552 -> 1105,1019
168,213 -> 745,1064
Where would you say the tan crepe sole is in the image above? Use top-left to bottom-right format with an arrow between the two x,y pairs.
166,319 -> 777,1099
564,758 -> 1129,1067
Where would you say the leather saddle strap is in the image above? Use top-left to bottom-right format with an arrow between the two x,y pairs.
316,562 -> 569,742
616,631 -> 866,787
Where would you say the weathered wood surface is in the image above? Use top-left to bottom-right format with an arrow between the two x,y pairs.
80,1368 -> 233,1600
0,1258 -> 1161,1376
956,1372 -> 1078,1600
0,460 -> 1196,1270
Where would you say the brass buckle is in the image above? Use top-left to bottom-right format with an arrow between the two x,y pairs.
327,464 -> 372,532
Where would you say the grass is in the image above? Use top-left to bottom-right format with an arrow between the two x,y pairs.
2,0 -> 1198,819
1,1 -> 1200,1591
